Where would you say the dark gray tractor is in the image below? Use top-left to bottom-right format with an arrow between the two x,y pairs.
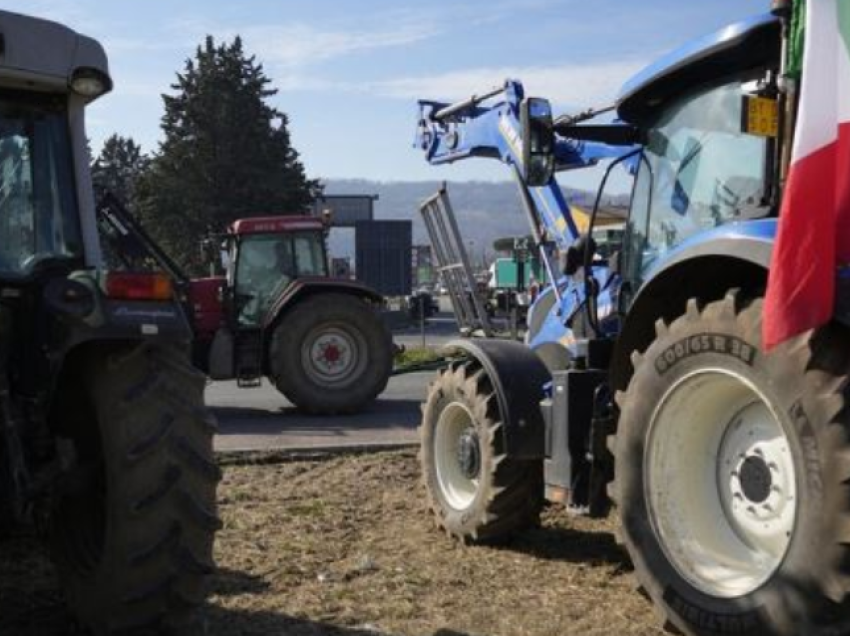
0,11 -> 219,634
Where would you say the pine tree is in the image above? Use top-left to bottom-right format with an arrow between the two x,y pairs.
91,134 -> 149,208
137,36 -> 322,273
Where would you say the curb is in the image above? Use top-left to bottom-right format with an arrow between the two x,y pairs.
215,441 -> 419,466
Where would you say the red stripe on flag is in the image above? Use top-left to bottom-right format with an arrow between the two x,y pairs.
764,140 -> 837,349
837,121 -> 850,263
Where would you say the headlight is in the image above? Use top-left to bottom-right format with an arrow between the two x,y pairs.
69,67 -> 112,98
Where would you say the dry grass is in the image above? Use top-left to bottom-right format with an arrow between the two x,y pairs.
0,449 -> 664,636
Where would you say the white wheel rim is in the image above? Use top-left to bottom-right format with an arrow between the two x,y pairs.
434,402 -> 481,510
645,368 -> 797,598
300,325 -> 364,387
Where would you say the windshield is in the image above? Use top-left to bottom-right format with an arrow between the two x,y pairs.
623,77 -> 770,285
235,231 -> 327,326
0,93 -> 81,276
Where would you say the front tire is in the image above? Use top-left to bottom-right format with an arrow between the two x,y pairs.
614,293 -> 850,636
270,293 -> 393,414
51,344 -> 220,635
420,359 -> 543,542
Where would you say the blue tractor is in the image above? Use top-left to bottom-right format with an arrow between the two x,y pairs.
415,7 -> 850,636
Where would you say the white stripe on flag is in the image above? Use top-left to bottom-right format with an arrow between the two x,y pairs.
793,0 -> 839,161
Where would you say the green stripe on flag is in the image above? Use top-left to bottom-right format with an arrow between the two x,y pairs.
839,0 -> 850,57
788,0 -> 805,80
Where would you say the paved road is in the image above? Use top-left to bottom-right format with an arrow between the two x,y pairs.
211,312 -> 460,453
209,371 -> 435,453
207,301 -> 536,455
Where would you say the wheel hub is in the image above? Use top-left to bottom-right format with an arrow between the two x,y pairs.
318,341 -> 343,366
434,401 -> 482,510
738,455 -> 772,504
457,429 -> 481,480
301,325 -> 364,387
718,404 -> 795,540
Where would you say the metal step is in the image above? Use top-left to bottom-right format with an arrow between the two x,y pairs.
234,329 -> 264,388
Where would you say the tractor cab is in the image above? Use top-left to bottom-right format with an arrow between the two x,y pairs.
225,215 -> 328,327
0,16 -> 111,278
615,13 -> 781,299
517,13 -> 781,320
0,93 -> 86,278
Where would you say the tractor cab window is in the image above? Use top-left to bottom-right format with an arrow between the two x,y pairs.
292,231 -> 327,277
234,230 -> 327,326
0,93 -> 82,277
235,234 -> 295,326
623,77 -> 770,286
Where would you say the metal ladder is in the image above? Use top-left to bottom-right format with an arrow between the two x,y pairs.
419,186 -> 493,337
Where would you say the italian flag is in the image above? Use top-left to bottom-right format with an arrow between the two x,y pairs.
764,0 -> 850,349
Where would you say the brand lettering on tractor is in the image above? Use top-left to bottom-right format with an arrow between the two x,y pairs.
790,401 -> 823,496
655,334 -> 756,374
498,114 -> 523,165
665,588 -> 760,633
113,307 -> 177,320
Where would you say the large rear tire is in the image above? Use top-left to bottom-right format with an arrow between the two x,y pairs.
613,293 -> 850,636
51,344 -> 220,635
420,359 -> 543,542
270,293 -> 392,414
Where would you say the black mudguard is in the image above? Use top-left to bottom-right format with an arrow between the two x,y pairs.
36,273 -> 194,402
443,338 -> 549,459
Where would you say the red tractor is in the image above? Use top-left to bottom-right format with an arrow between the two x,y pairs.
98,196 -> 393,414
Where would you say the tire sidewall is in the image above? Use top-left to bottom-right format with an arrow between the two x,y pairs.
617,307 -> 834,634
421,372 -> 496,536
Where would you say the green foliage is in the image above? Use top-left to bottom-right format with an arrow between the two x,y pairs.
394,346 -> 442,366
91,134 -> 149,209
136,36 -> 322,274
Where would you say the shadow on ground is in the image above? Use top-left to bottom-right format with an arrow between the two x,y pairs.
0,565 -> 476,636
502,521 -> 631,570
203,605 -> 474,636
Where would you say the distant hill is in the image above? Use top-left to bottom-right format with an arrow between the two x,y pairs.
322,179 -> 628,261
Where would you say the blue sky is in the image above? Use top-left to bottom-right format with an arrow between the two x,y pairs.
25,0 -> 761,186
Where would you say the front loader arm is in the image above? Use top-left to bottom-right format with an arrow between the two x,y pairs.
414,79 -> 630,251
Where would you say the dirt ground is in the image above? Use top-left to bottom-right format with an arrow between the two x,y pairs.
0,449 -> 665,636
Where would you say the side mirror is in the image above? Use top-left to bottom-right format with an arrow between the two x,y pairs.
520,97 -> 555,187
